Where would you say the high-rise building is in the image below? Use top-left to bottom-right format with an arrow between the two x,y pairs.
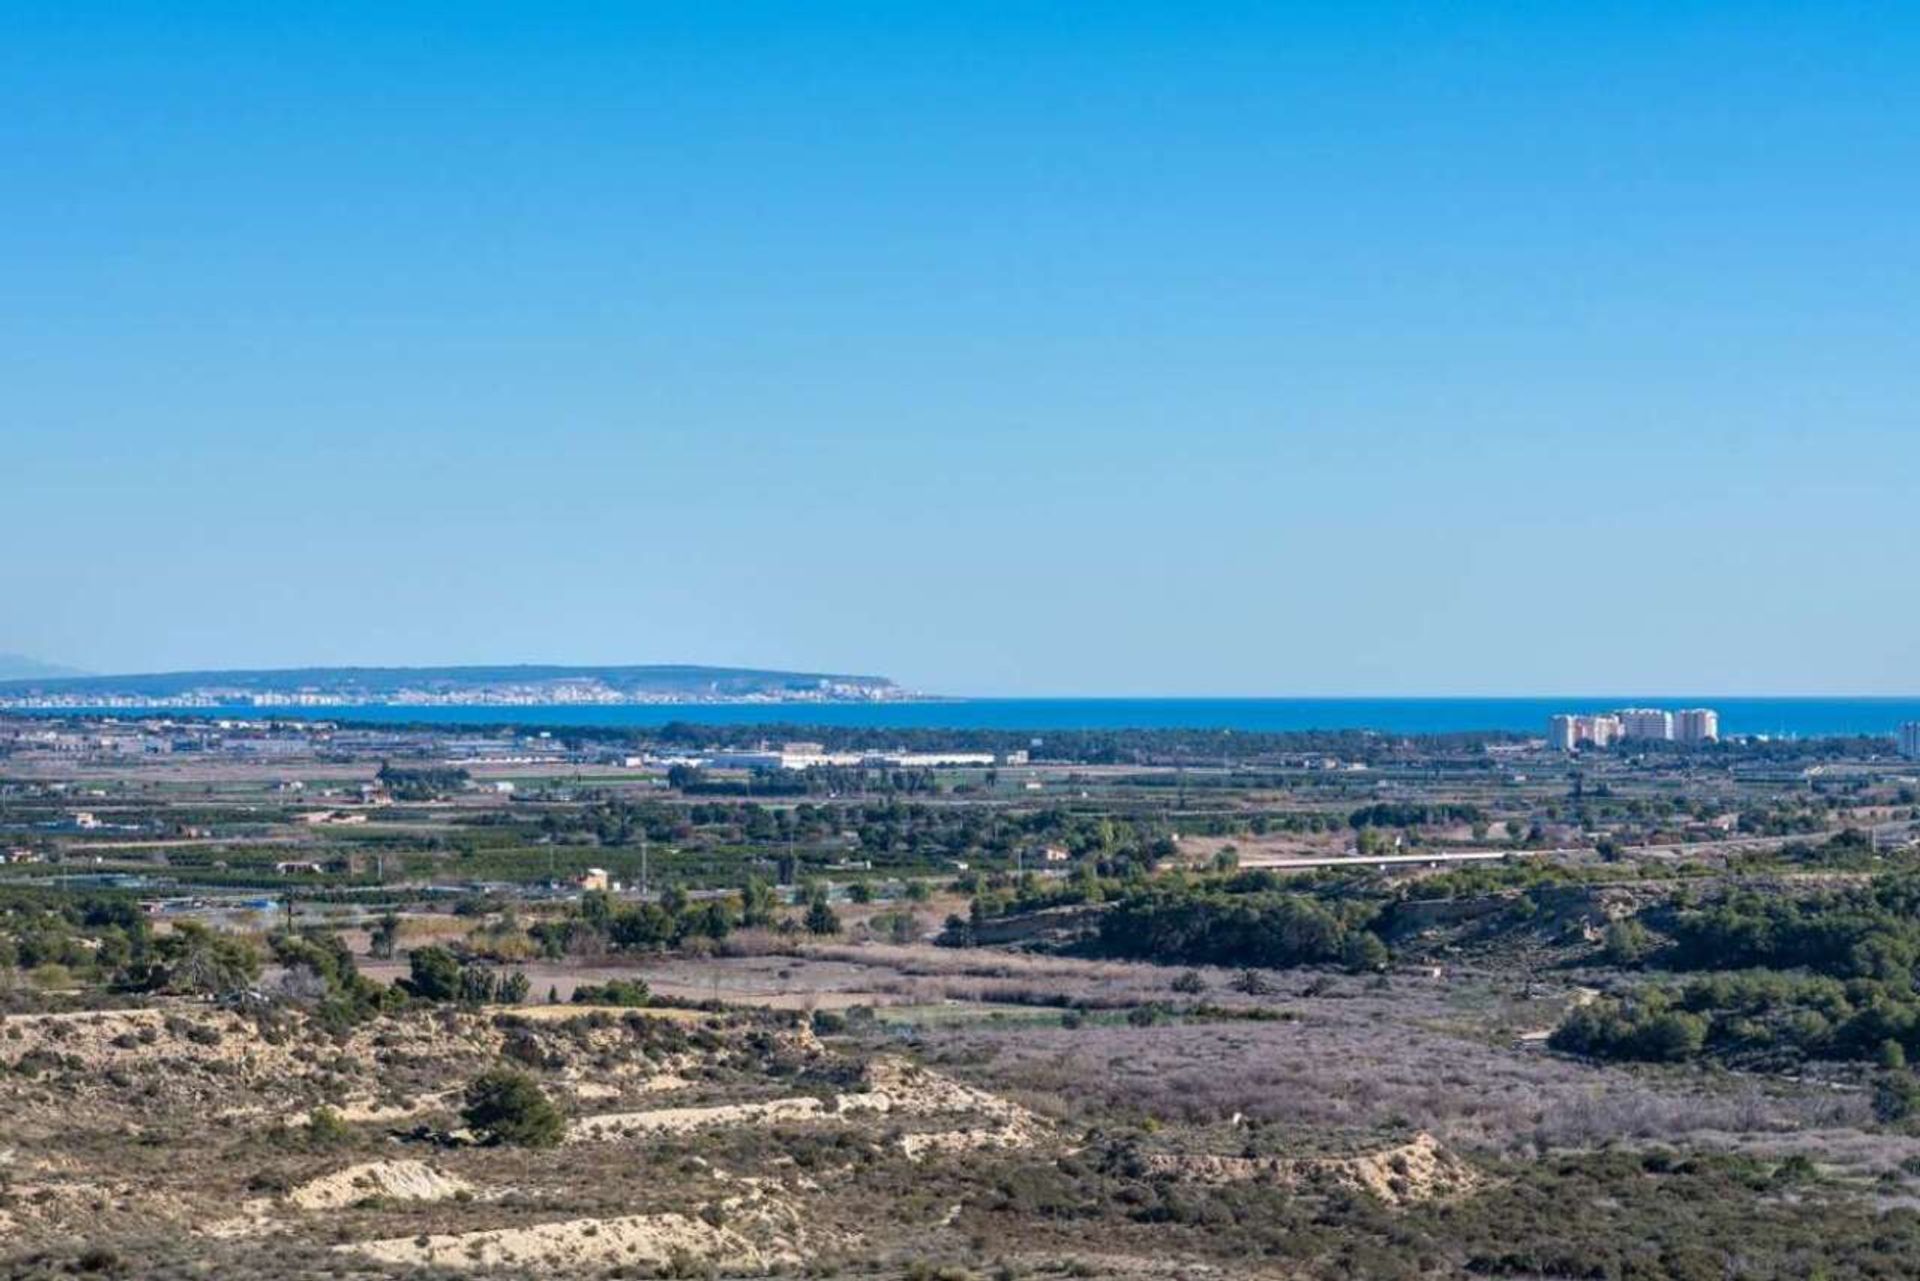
1616,708 -> 1674,741
1551,706 -> 1718,748
1548,714 -> 1580,752
1899,722 -> 1920,759
1674,708 -> 1720,744
1548,713 -> 1623,750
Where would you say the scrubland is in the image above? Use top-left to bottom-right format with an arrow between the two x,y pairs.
8,729 -> 1920,1276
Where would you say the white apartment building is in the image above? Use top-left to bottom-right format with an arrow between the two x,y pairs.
1616,708 -> 1674,741
1550,707 -> 1725,750
1674,708 -> 1720,744
1547,713 -> 1623,751
1899,722 -> 1920,759
1548,714 -> 1580,752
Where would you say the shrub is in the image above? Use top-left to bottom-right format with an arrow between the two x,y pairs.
462,1068 -> 565,1148
571,978 -> 650,1007
805,899 -> 842,936
139,922 -> 260,996
1341,932 -> 1390,974
306,1106 -> 352,1148
1875,1070 -> 1920,1124
1229,969 -> 1275,996
403,946 -> 463,1002
1550,996 -> 1707,1063
73,1247 -> 123,1276
1601,919 -> 1653,966
1098,886 -> 1352,968
1773,1154 -> 1818,1185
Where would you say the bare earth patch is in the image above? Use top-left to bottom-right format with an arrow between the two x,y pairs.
340,1211 -> 772,1271
287,1158 -> 474,1210
571,1095 -> 830,1141
567,1055 -> 1048,1157
1139,1131 -> 1480,1206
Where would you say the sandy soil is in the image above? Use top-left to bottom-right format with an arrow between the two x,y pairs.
571,1096 -> 830,1141
342,1211 -> 770,1271
568,1055 -> 1046,1155
1137,1131 -> 1480,1206
287,1159 -> 473,1210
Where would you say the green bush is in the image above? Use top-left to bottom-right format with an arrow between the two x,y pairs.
1550,995 -> 1706,1062
1341,932 -> 1390,974
805,898 -> 842,936
570,978 -> 650,1007
403,946 -> 463,1001
1601,919 -> 1653,966
306,1106 -> 352,1148
461,1068 -> 565,1148
1098,886 -> 1364,968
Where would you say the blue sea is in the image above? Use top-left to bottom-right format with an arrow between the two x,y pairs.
23,698 -> 1920,739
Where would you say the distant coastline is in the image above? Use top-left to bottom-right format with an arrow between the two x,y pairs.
0,662 -> 905,711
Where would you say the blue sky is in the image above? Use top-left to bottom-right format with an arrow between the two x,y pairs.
5,3 -> 1917,695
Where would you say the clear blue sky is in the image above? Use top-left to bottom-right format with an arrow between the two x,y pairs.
6,4 -> 1917,695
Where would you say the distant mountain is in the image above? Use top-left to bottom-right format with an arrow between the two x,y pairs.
0,663 -> 900,705
0,654 -> 86,681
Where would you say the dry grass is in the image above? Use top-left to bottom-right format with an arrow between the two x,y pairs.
918,992 -> 1872,1154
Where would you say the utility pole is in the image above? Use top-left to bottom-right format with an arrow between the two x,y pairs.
640,834 -> 649,899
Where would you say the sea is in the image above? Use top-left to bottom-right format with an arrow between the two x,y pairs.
19,698 -> 1920,739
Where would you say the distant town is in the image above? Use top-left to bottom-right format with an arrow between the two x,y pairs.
0,663 -> 906,711
1547,709 -> 1920,760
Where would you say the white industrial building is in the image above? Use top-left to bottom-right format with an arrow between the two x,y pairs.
697,746 -> 1006,771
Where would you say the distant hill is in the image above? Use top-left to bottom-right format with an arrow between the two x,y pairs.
0,654 -> 87,681
0,663 -> 898,703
